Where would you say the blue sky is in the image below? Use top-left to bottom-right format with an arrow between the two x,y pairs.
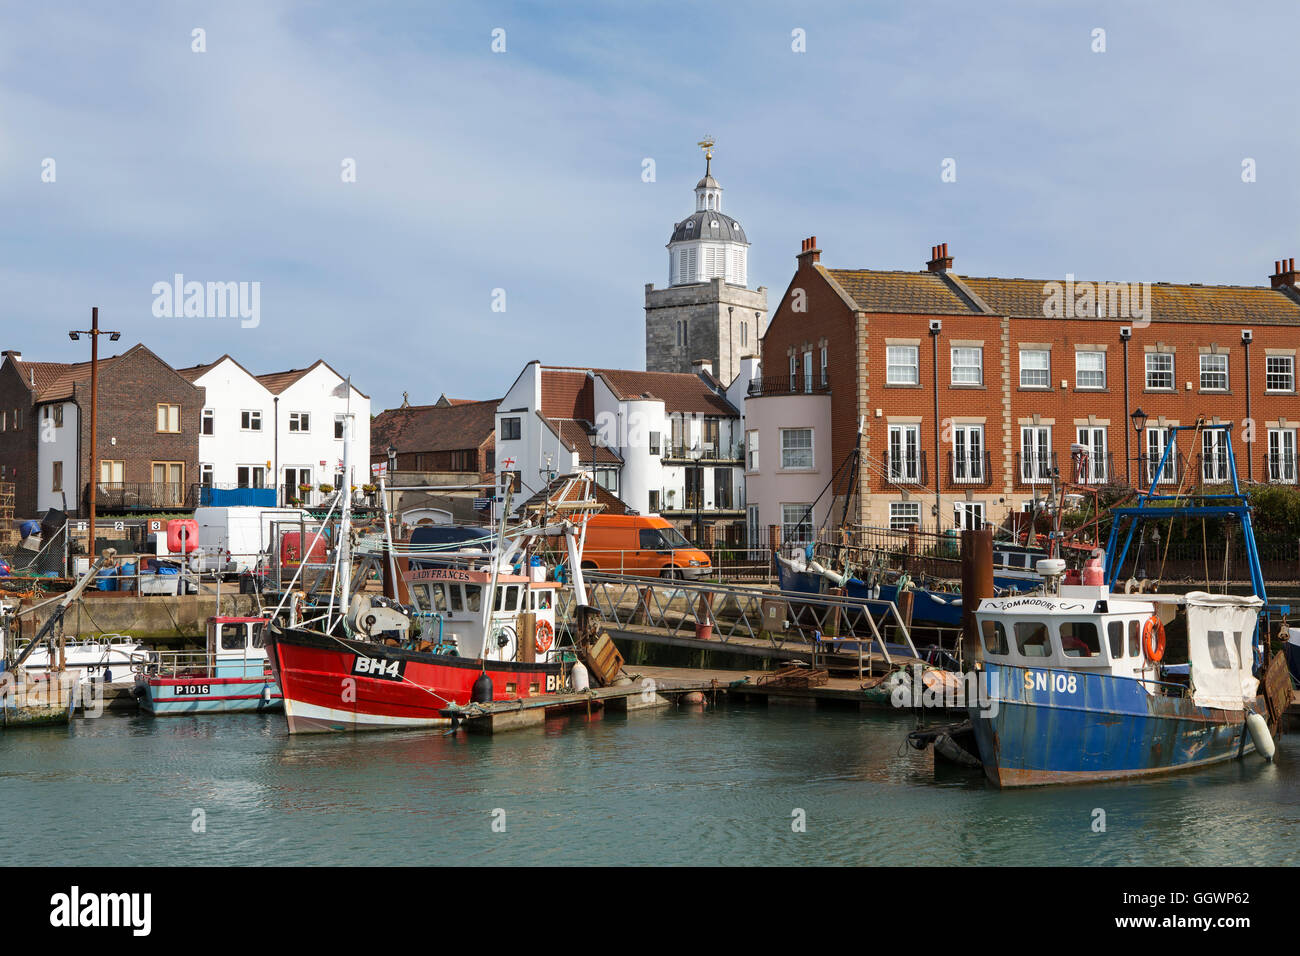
2,1 -> 1296,411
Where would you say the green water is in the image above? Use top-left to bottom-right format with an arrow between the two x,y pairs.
2,704 -> 1297,866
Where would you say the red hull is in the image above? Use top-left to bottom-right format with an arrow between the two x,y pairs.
265,625 -> 563,733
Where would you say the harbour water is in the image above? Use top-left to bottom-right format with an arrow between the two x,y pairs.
2,704 -> 1297,866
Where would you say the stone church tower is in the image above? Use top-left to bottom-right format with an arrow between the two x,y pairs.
645,141 -> 767,386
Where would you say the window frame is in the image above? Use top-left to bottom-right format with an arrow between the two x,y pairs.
1019,349 -> 1050,388
1265,355 -> 1295,393
886,345 -> 919,386
779,427 -> 814,471
1074,350 -> 1106,390
156,403 -> 181,434
1199,353 -> 1228,392
950,346 -> 983,386
1145,352 -> 1174,391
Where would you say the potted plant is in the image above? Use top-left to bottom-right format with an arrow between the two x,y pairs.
298,482 -> 312,497
319,483 -> 334,495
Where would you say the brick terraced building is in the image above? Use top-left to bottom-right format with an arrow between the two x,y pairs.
750,239 -> 1300,539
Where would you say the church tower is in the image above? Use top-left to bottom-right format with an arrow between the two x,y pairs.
645,139 -> 767,386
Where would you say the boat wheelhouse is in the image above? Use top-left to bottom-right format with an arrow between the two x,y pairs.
135,616 -> 281,716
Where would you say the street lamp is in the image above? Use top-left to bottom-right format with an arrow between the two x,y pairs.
68,307 -> 121,559
386,444 -> 397,474
689,442 -> 704,545
1131,407 -> 1148,486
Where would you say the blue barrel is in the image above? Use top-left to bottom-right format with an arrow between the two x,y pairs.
20,520 -> 40,537
118,562 -> 137,591
96,567 -> 117,591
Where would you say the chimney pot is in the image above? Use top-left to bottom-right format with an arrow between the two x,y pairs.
1290,258 -> 1295,273
1276,261 -> 1283,274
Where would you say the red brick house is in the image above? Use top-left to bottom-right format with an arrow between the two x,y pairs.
752,238 -> 1300,537
371,399 -> 498,478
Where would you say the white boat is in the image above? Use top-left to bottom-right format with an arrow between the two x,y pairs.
18,634 -> 155,686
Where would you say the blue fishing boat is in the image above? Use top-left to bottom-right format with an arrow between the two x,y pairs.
134,617 -> 281,715
966,422 -> 1285,786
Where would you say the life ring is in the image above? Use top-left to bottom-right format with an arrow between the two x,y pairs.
1142,615 -> 1166,663
534,619 -> 554,654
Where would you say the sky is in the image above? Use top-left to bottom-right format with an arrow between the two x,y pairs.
2,1 -> 1297,412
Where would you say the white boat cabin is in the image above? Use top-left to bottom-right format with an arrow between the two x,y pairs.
403,567 -> 560,663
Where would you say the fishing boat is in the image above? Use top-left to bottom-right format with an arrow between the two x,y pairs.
19,634 -> 153,687
133,616 -> 280,716
965,422 -> 1286,786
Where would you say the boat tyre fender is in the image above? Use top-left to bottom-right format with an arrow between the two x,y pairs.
1142,615 -> 1166,663
535,619 -> 554,654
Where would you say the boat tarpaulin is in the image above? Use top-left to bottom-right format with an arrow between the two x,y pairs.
1185,591 -> 1263,711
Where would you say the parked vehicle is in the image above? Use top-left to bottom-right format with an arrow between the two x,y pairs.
580,514 -> 711,579
191,506 -> 311,574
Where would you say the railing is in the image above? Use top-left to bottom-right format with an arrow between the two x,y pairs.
1070,452 -> 1113,486
662,444 -> 743,462
747,375 -> 831,397
577,547 -> 775,584
1014,452 -> 1058,487
948,450 -> 992,487
882,450 -> 927,485
559,571 -> 922,675
1264,452 -> 1298,484
90,482 -> 197,511
1193,451 -> 1232,485
1137,453 -> 1186,487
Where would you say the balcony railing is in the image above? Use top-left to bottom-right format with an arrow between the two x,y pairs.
746,375 -> 831,397
1137,453 -> 1186,487
662,444 -> 743,462
1194,451 -> 1232,485
90,482 -> 198,511
882,450 -> 927,485
948,450 -> 992,487
1265,452 -> 1298,484
1015,451 -> 1059,487
1070,452 -> 1114,486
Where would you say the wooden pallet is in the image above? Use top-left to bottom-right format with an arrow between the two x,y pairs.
757,664 -> 830,689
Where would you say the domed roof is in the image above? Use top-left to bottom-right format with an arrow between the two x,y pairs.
670,210 -> 747,244
696,173 -> 720,190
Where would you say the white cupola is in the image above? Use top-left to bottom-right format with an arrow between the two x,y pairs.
667,140 -> 749,288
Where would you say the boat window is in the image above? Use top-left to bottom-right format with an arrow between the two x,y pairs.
448,585 -> 463,612
1206,631 -> 1235,668
465,585 -> 482,613
1107,620 -> 1124,658
219,626 -> 244,651
1014,622 -> 1052,658
537,589 -> 552,610
1128,619 -> 1141,657
981,620 -> 1008,656
494,585 -> 520,612
1060,621 -> 1101,658
250,624 -> 265,648
1010,553 -> 1026,568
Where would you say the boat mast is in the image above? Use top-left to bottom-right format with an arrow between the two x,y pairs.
338,409 -> 353,624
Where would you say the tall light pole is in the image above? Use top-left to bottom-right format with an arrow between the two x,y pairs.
68,307 -> 120,560
690,442 -> 703,545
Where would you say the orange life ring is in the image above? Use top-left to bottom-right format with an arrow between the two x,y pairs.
534,619 -> 554,654
1142,615 -> 1166,662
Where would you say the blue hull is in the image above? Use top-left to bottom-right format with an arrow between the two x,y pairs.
969,663 -> 1253,787
139,678 -> 283,716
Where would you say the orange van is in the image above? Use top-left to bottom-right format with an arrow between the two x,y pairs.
579,515 -> 712,579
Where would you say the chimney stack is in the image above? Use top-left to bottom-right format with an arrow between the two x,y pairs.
927,242 -> 953,273
1270,256 -> 1298,289
797,236 -> 821,266
692,358 -> 714,379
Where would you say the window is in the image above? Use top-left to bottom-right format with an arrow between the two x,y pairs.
43,404 -> 64,428
1075,351 -> 1106,389
746,504 -> 761,554
99,460 -> 123,483
156,403 -> 180,433
649,490 -> 660,512
288,412 -> 310,433
1014,621 -> 1052,658
950,347 -> 982,386
1199,353 -> 1228,391
0,411 -> 7,431
1145,352 -> 1174,390
237,465 -> 267,488
953,501 -> 985,530
1201,429 -> 1229,483
981,620 -> 1009,656
201,408 -> 214,435
820,347 -> 828,387
51,461 -> 62,492
1268,429 -> 1297,483
1266,355 -> 1295,392
789,353 -> 797,391
888,424 -> 921,482
13,408 -> 20,430
803,351 -> 813,394
781,504 -> 813,545
889,501 -> 921,531
714,467 -> 732,510
703,417 -> 720,452
500,417 -> 521,441
1059,621 -> 1100,658
1146,427 -> 1176,484
200,463 -> 214,486
1108,620 -> 1124,658
745,430 -> 759,471
1076,426 -> 1107,484
1019,349 -> 1049,388
1128,619 -> 1141,658
1020,426 -> 1052,483
780,428 -> 813,469
886,345 -> 919,385
649,431 -> 661,456
334,415 -> 347,440
952,425 -> 984,482
740,322 -> 747,347
241,410 -> 262,431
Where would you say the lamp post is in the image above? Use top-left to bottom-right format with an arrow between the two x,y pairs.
68,307 -> 120,560
1242,329 -> 1253,482
1131,407 -> 1148,489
